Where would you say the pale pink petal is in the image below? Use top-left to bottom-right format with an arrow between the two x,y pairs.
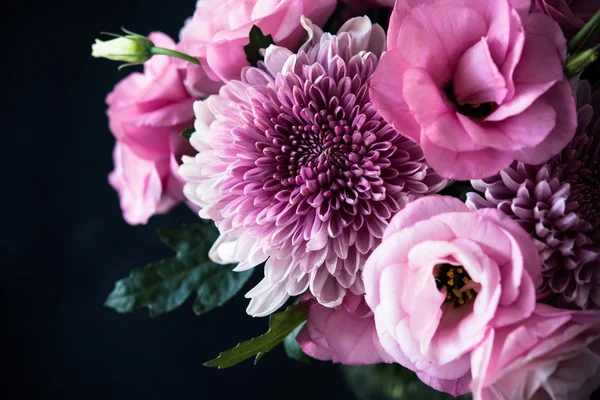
297,294 -> 393,365
417,370 -> 472,397
383,196 -> 467,240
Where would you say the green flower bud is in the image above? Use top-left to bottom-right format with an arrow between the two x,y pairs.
91,35 -> 154,64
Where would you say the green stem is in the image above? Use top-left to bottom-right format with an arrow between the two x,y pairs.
568,9 -> 600,53
150,47 -> 201,65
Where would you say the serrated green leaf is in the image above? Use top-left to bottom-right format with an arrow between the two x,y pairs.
105,223 -> 251,317
243,25 -> 275,67
193,267 -> 253,316
157,223 -> 219,264
204,305 -> 307,368
180,127 -> 195,141
283,321 -> 310,364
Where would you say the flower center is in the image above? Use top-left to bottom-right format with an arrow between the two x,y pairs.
286,112 -> 353,176
435,264 -> 477,307
443,82 -> 498,120
571,175 -> 600,228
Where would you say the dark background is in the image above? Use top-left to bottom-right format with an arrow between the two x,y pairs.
4,1 -> 354,398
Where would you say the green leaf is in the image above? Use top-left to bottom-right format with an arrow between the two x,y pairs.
342,364 -> 473,400
568,8 -> 600,53
105,223 -> 252,317
283,321 -> 310,364
156,223 -> 218,263
180,127 -> 195,141
193,267 -> 253,316
204,305 -> 307,368
243,25 -> 275,67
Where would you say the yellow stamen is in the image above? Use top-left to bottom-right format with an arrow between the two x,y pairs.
447,269 -> 455,286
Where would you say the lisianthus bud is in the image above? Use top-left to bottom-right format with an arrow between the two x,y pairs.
92,35 -> 153,64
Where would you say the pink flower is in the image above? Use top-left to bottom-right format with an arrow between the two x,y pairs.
178,0 -> 337,85
533,0 -> 598,32
363,196 -> 542,396
341,0 -> 395,10
470,303 -> 600,400
179,17 -> 447,316
109,141 -> 183,224
107,32 -> 195,224
296,293 -> 393,365
369,0 -> 577,180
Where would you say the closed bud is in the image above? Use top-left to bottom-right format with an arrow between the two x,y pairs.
91,35 -> 154,64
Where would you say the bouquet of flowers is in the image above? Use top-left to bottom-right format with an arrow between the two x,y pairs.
92,0 -> 600,398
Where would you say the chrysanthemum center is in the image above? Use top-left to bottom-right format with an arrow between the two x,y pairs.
571,175 -> 600,228
435,264 -> 477,307
287,114 -> 351,174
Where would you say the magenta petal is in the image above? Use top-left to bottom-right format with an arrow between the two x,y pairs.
487,13 -> 566,122
402,68 -> 480,152
515,79 -> 577,165
393,4 -> 488,84
492,95 -> 557,148
421,134 -> 515,180
453,38 -> 507,105
369,50 -> 421,143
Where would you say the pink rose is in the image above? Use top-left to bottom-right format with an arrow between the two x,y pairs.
296,293 -> 393,365
107,32 -> 195,224
471,303 -> 600,400
178,0 -> 337,84
533,0 -> 598,31
363,196 -> 542,396
369,0 -> 577,180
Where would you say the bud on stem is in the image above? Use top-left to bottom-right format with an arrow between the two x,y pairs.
91,28 -> 200,69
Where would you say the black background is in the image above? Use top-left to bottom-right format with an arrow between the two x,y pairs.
4,1 -> 354,398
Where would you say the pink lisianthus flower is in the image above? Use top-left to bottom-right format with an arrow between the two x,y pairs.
369,0 -> 577,180
471,303 -> 600,400
533,0 -> 598,32
341,0 -> 395,10
107,32 -> 195,224
296,292 -> 393,365
363,196 -> 542,396
177,0 -> 337,87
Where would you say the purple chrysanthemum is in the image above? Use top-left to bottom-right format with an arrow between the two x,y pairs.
467,80 -> 600,309
179,16 -> 447,316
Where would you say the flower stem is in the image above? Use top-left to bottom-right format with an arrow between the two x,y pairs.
569,9 -> 600,54
150,47 -> 201,65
